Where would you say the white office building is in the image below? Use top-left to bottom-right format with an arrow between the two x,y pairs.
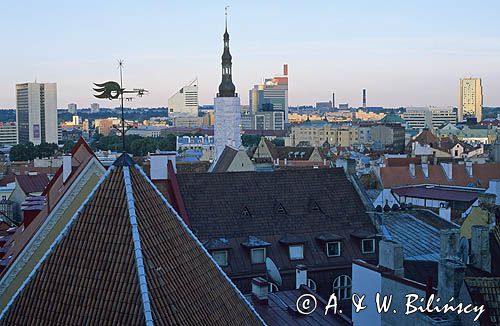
168,78 -> 199,117
459,78 -> 483,122
403,106 -> 456,130
90,103 -> 100,113
67,103 -> 77,114
0,122 -> 18,146
16,82 -> 58,145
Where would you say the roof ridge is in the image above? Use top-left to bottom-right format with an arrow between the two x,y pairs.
0,165 -> 114,319
122,166 -> 153,325
133,165 -> 266,324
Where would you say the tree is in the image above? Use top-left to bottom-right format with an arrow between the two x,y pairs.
9,144 -> 30,161
241,134 -> 260,148
62,140 -> 75,153
271,138 -> 285,146
37,142 -> 58,159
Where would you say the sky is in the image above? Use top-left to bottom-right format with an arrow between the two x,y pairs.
0,0 -> 499,109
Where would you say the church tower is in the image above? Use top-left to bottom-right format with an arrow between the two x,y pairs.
214,8 -> 241,161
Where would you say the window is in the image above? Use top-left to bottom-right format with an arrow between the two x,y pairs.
241,207 -> 251,217
289,244 -> 304,260
307,279 -> 317,291
326,242 -> 341,257
251,248 -> 266,264
333,275 -> 352,300
212,251 -> 228,267
1,195 -> 6,201
312,202 -> 320,211
276,204 -> 286,214
269,283 -> 279,293
361,239 -> 375,254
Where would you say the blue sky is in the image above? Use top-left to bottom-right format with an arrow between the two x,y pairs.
1,0 -> 499,108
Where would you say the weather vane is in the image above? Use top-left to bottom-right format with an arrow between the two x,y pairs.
93,60 -> 148,152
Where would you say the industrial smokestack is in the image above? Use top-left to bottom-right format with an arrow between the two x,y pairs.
363,89 -> 366,109
332,92 -> 335,109
283,63 -> 288,76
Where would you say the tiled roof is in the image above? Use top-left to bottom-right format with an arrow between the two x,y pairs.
212,146 -> 238,172
393,186 -> 480,202
380,163 -> 500,189
464,277 -> 500,325
175,168 -> 378,278
0,155 -> 262,325
15,174 -> 49,194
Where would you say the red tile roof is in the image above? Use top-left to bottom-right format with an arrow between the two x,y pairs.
393,187 -> 480,202
0,155 -> 262,325
380,163 -> 500,189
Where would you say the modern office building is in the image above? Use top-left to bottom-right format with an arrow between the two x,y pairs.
402,106 -> 456,130
459,77 -> 483,122
16,82 -> 58,145
240,110 -> 285,130
290,120 -> 359,147
67,103 -> 77,114
214,16 -> 241,161
168,78 -> 199,117
90,103 -> 100,113
249,64 -> 289,122
0,122 -> 18,146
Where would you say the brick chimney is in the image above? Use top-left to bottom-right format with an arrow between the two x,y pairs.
471,225 -> 491,273
150,151 -> 177,180
438,258 -> 465,302
440,229 -> 459,260
251,277 -> 269,304
379,240 -> 404,277
295,265 -> 307,289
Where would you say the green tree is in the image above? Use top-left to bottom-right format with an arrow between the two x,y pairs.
62,140 -> 75,153
271,138 -> 285,146
241,134 -> 260,148
9,144 -> 30,161
36,142 -> 58,159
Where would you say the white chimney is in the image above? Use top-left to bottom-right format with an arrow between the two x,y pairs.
465,161 -> 473,178
471,225 -> 491,273
295,265 -> 307,289
63,154 -> 72,183
284,158 -> 288,165
439,203 -> 451,221
441,162 -> 453,180
150,152 -> 177,180
379,240 -> 404,277
276,158 -> 280,166
251,277 -> 269,303
409,163 -> 416,178
323,158 -> 327,166
421,163 -> 429,178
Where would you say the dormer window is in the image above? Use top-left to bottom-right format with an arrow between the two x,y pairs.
212,250 -> 228,267
312,202 -> 320,212
361,239 -> 375,254
251,248 -> 266,264
326,242 -> 341,257
276,203 -> 286,214
241,207 -> 251,217
289,244 -> 304,260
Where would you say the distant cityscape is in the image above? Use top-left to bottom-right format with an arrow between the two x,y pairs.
0,5 -> 499,326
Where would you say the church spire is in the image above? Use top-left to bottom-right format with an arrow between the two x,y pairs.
218,6 -> 236,97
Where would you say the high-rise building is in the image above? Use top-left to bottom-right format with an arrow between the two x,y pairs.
459,78 -> 483,122
403,106 -> 457,129
16,82 -> 58,145
90,103 -> 100,113
249,64 -> 289,122
168,78 -> 199,117
214,14 -> 241,161
67,103 -> 77,114
0,122 -> 18,146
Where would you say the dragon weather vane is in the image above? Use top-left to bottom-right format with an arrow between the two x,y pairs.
93,60 -> 148,152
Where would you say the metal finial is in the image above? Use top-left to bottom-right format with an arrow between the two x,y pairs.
225,6 -> 229,31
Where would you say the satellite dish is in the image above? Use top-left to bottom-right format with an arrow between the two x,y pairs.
266,257 -> 282,287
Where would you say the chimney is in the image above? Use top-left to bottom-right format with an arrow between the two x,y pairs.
323,158 -> 327,166
284,158 -> 288,165
251,277 -> 269,303
21,196 -> 46,227
441,162 -> 453,180
362,89 -> 366,109
440,229 -> 460,260
471,225 -> 491,273
62,154 -> 72,183
488,180 -> 500,205
438,203 -> 451,221
275,158 -> 280,166
379,240 -> 404,277
465,161 -> 473,177
421,163 -> 429,178
283,63 -> 288,76
409,163 -> 416,178
150,151 -> 177,180
295,265 -> 308,289
438,258 -> 466,302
